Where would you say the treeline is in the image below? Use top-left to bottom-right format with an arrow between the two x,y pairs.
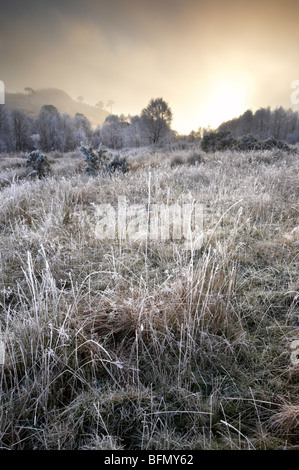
218,107 -> 299,144
0,98 -> 174,153
2,102 -> 299,154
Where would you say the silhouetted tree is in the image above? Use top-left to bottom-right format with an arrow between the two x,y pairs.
106,100 -> 114,114
141,98 -> 173,144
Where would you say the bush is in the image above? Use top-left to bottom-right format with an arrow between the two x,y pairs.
236,134 -> 260,151
79,145 -> 129,175
259,137 -> 292,152
170,156 -> 184,168
201,131 -> 237,152
25,150 -> 50,178
106,154 -> 129,174
201,131 -> 295,153
187,153 -> 203,166
79,144 -> 110,175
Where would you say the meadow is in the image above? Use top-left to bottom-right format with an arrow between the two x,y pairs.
0,146 -> 298,449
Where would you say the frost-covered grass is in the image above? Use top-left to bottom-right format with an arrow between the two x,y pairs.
0,147 -> 298,449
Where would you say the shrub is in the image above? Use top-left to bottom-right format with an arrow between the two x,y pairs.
170,156 -> 184,168
79,144 -> 110,175
259,137 -> 292,152
79,144 -> 129,175
187,153 -> 203,166
106,154 -> 129,174
201,131 -> 295,153
236,134 -> 261,151
97,144 -> 110,166
25,150 -> 50,178
201,131 -> 237,152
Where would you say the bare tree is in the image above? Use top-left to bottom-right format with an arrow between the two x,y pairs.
11,109 -> 31,151
37,105 -> 62,151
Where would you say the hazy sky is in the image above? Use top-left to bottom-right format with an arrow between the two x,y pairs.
1,0 -> 299,133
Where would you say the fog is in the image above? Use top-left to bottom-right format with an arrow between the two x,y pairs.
1,0 -> 299,132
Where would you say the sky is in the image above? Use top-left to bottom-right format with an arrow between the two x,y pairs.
0,0 -> 299,133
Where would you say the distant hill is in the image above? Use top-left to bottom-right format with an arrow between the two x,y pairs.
5,88 -> 109,126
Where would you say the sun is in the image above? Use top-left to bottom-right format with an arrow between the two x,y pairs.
203,77 -> 250,129
173,75 -> 252,134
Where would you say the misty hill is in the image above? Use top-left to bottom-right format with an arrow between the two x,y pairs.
5,88 -> 108,126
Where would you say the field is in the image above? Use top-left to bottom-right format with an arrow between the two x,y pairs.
0,146 -> 298,449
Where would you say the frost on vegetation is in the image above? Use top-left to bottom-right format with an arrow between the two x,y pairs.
79,144 -> 129,176
79,144 -> 104,175
25,150 -> 51,178
201,131 -> 295,153
107,154 -> 129,174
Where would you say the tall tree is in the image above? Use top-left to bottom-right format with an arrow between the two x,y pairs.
0,105 -> 13,152
37,105 -> 62,151
74,113 -> 92,145
11,109 -> 31,151
141,98 -> 173,144
101,115 -> 128,149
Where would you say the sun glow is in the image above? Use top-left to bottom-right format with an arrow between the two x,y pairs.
202,77 -> 251,129
173,75 -> 252,134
